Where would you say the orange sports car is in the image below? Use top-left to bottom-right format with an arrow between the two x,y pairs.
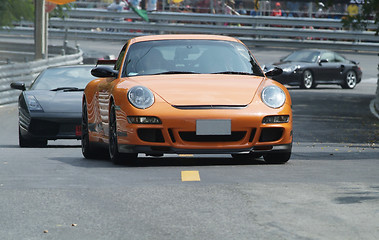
82,34 -> 292,164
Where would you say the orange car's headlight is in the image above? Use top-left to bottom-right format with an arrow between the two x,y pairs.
261,86 -> 286,109
127,86 -> 155,109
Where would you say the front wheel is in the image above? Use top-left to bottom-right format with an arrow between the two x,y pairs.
109,103 -> 137,165
82,101 -> 108,159
263,151 -> 291,164
341,70 -> 357,89
300,70 -> 315,89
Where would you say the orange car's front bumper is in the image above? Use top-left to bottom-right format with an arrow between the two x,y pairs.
114,103 -> 292,155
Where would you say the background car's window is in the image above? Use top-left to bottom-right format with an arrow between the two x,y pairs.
282,50 -> 319,63
320,52 -> 335,62
31,67 -> 95,90
334,53 -> 346,63
122,40 -> 264,77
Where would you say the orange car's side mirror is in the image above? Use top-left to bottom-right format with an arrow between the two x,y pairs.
91,67 -> 118,78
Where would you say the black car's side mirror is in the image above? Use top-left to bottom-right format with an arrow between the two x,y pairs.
91,66 -> 118,78
10,82 -> 26,91
265,67 -> 283,77
319,59 -> 328,65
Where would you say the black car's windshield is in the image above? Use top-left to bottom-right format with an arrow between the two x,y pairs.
31,66 -> 95,90
282,50 -> 320,63
123,40 -> 264,77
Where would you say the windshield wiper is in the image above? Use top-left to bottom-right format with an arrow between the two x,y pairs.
155,71 -> 199,75
50,87 -> 84,91
211,71 -> 254,75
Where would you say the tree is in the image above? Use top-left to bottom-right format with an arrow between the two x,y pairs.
320,0 -> 379,34
0,0 -> 34,26
342,0 -> 379,34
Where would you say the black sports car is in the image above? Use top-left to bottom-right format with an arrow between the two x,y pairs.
10,65 -> 96,147
265,49 -> 362,89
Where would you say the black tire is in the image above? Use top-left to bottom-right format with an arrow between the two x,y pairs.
263,151 -> 291,164
81,101 -> 108,159
109,103 -> 137,165
19,125 -> 47,148
231,152 -> 262,160
300,70 -> 315,89
341,70 -> 357,89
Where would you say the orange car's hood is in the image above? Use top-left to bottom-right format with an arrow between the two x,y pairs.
129,74 -> 265,105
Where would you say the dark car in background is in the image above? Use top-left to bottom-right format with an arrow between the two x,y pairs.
266,49 -> 362,89
10,65 -> 95,147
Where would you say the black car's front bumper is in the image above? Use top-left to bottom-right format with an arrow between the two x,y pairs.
271,71 -> 302,86
19,111 -> 82,140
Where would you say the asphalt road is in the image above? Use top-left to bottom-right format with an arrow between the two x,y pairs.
0,40 -> 378,240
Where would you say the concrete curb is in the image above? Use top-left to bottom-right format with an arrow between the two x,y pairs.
369,99 -> 379,120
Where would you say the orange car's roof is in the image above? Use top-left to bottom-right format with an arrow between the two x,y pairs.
129,34 -> 241,44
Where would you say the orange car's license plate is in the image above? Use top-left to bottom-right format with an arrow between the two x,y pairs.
196,119 -> 231,135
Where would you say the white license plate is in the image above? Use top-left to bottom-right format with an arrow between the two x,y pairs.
196,119 -> 231,135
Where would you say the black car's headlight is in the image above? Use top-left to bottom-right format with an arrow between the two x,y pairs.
26,95 -> 43,112
261,86 -> 286,109
282,65 -> 299,72
127,86 -> 154,109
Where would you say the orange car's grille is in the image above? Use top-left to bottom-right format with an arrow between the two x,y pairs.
179,131 -> 246,142
172,105 -> 247,110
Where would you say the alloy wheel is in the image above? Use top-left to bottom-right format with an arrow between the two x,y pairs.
302,70 -> 313,89
344,70 -> 357,89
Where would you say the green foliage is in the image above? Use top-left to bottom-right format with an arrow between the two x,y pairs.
49,4 -> 72,19
320,0 -> 379,34
0,0 -> 34,26
342,0 -> 379,34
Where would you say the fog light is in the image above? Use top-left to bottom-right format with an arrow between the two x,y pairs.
127,116 -> 161,124
262,115 -> 289,124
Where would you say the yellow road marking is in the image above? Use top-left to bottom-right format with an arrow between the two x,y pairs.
178,154 -> 194,157
181,171 -> 200,182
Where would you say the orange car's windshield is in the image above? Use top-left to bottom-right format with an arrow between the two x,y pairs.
122,40 -> 264,77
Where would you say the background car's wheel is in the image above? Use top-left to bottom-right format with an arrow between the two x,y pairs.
341,70 -> 357,89
231,152 -> 262,160
300,70 -> 315,89
263,151 -> 291,164
109,103 -> 137,165
82,102 -> 108,159
19,125 -> 47,148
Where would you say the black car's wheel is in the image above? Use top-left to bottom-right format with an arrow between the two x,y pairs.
109,103 -> 137,165
19,125 -> 47,148
231,152 -> 262,160
263,151 -> 291,164
300,70 -> 315,89
82,101 -> 108,159
341,70 -> 357,89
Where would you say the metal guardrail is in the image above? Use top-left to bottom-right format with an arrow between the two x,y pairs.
1,9 -> 378,52
65,9 -> 379,30
0,45 -> 83,105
